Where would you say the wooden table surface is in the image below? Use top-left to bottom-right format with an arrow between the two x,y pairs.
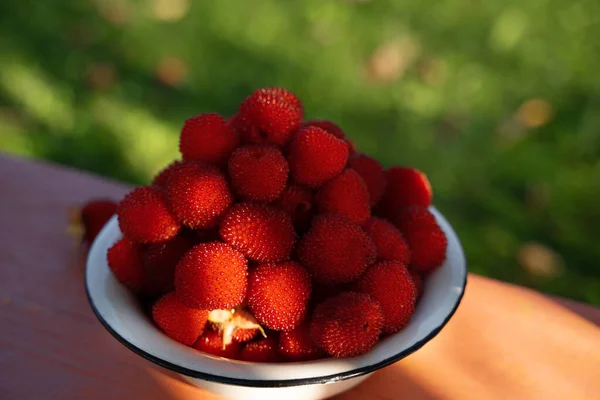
1,153 -> 599,400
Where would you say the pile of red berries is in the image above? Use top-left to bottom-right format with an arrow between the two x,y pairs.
107,87 -> 447,362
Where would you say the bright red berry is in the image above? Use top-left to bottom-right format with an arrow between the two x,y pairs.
152,160 -> 182,188
174,242 -> 248,310
353,261 -> 416,333
315,169 -> 371,225
117,186 -> 180,243
409,268 -> 424,301
179,113 -> 239,167
107,237 -> 145,292
393,207 -> 447,274
219,203 -> 296,263
277,183 -> 314,233
141,236 -> 192,297
278,324 -> 325,361
234,88 -> 303,147
193,329 -> 242,359
239,336 -> 282,363
247,262 -> 312,331
310,292 -> 384,358
167,161 -> 233,229
377,167 -> 432,219
303,120 -> 356,154
297,214 -> 376,285
363,217 -> 410,264
287,126 -> 349,188
78,199 -> 117,243
233,328 -> 258,343
348,154 -> 386,206
152,292 -> 208,346
228,145 -> 289,202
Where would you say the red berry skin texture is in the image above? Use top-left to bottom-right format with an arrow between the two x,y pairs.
393,207 -> 447,274
410,268 -> 424,301
310,292 -> 384,358
228,145 -> 289,202
278,183 -> 314,233
117,186 -> 180,243
377,167 -> 433,219
353,261 -> 417,333
348,154 -> 386,206
247,262 -> 312,331
174,242 -> 248,310
152,292 -> 208,346
167,161 -> 233,230
315,169 -> 371,225
303,120 -> 357,155
278,324 -> 325,361
193,329 -> 242,359
363,217 -> 410,265
107,237 -> 145,292
78,199 -> 117,243
234,88 -> 303,147
179,113 -> 239,167
287,126 -> 349,188
219,203 -> 296,263
232,328 -> 258,343
297,214 -> 376,285
240,336 -> 282,363
141,236 -> 192,297
152,160 -> 182,188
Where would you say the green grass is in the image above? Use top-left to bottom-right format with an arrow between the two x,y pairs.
1,0 -> 599,304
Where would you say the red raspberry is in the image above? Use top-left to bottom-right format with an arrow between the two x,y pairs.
174,242 -> 248,309
228,145 -> 289,202
152,292 -> 208,346
348,154 -> 386,206
219,203 -> 296,263
297,214 -> 376,285
141,236 -> 192,297
363,217 -> 410,264
239,336 -> 282,363
107,237 -> 145,292
377,167 -> 432,219
278,324 -> 325,361
179,113 -> 239,167
287,126 -> 349,188
167,161 -> 233,229
393,207 -> 447,274
409,268 -> 424,300
353,261 -> 416,333
234,88 -> 303,146
152,160 -> 182,188
310,292 -> 384,358
277,183 -> 314,233
315,169 -> 371,225
303,120 -> 356,154
117,186 -> 180,243
74,199 -> 117,244
247,262 -> 312,331
193,329 -> 242,359
232,328 -> 258,343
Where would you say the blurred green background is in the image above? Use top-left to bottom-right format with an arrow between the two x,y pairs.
1,0 -> 599,304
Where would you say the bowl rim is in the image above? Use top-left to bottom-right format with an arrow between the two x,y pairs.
86,208 -> 467,388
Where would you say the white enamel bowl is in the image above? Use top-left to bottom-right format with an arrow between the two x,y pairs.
86,208 -> 467,400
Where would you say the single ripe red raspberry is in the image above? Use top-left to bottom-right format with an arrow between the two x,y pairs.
377,167 -> 432,219
363,217 -> 410,264
347,154 -> 386,206
296,214 -> 376,285
71,199 -> 117,244
303,120 -> 357,154
392,207 -> 447,274
117,186 -> 180,243
167,161 -> 233,229
247,262 -> 312,331
287,126 -> 349,188
141,236 -> 192,297
233,328 -> 258,343
219,203 -> 296,263
310,292 -> 384,358
179,113 -> 239,167
353,261 -> 416,333
193,329 -> 242,359
239,336 -> 282,363
107,237 -> 145,292
233,88 -> 303,147
228,145 -> 289,202
152,160 -> 182,188
174,242 -> 248,310
315,169 -> 371,225
152,292 -> 208,346
278,324 -> 325,361
277,183 -> 315,233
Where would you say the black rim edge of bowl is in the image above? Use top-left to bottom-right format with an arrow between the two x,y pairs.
85,268 -> 468,388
